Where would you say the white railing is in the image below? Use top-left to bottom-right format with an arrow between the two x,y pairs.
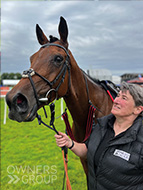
1,89 -> 10,124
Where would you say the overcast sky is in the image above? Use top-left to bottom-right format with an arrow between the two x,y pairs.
1,1 -> 143,76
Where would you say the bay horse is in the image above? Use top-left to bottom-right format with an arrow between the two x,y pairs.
6,17 -> 113,176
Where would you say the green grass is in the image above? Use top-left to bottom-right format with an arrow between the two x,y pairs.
1,98 -> 87,190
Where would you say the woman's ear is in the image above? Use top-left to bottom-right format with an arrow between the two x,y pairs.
134,105 -> 143,115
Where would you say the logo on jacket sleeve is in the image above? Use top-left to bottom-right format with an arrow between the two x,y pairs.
113,149 -> 130,161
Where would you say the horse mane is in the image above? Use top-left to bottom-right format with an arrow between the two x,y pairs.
49,35 -> 59,43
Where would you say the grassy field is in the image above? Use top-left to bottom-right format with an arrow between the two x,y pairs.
1,98 -> 87,190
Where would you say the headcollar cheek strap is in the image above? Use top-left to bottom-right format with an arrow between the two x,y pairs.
22,68 -> 39,106
28,72 -> 40,106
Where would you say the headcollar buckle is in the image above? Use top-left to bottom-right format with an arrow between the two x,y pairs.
22,68 -> 35,78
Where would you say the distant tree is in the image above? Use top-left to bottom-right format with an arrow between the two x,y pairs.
0,73 -> 1,85
15,73 -> 22,79
8,73 -> 15,79
1,73 -> 22,80
1,73 -> 9,79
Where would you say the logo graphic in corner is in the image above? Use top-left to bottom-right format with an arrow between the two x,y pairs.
8,175 -> 20,184
7,165 -> 57,184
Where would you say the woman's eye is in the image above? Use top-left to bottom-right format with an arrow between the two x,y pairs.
122,96 -> 127,100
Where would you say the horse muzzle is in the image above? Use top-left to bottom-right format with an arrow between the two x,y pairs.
6,92 -> 38,122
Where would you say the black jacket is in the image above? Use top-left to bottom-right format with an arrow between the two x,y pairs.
87,114 -> 143,190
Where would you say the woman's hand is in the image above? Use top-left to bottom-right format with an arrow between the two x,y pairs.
55,132 -> 87,158
55,131 -> 73,148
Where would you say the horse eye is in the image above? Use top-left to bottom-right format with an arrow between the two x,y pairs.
54,56 -> 63,63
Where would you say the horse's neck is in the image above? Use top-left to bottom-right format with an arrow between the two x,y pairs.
64,56 -> 112,141
64,67 -> 89,141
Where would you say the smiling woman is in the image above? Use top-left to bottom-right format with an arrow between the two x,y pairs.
111,82 -> 143,136
112,89 -> 139,118
55,82 -> 143,190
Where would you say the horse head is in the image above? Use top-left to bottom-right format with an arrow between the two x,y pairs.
6,17 -> 71,122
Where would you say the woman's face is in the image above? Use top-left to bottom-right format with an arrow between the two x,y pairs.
111,90 -> 136,117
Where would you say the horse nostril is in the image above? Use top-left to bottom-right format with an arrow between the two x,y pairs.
15,93 -> 28,113
17,95 -> 25,107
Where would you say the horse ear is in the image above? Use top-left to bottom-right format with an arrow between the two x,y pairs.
36,24 -> 49,45
58,17 -> 68,45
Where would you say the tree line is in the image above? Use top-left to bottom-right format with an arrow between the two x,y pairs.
1,73 -> 22,80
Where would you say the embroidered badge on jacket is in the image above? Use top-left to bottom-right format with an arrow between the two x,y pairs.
113,149 -> 130,161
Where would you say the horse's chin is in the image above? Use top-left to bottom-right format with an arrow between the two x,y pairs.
8,104 -> 38,122
24,104 -> 38,122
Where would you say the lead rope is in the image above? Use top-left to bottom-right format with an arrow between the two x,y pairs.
62,149 -> 72,190
36,103 -> 72,190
